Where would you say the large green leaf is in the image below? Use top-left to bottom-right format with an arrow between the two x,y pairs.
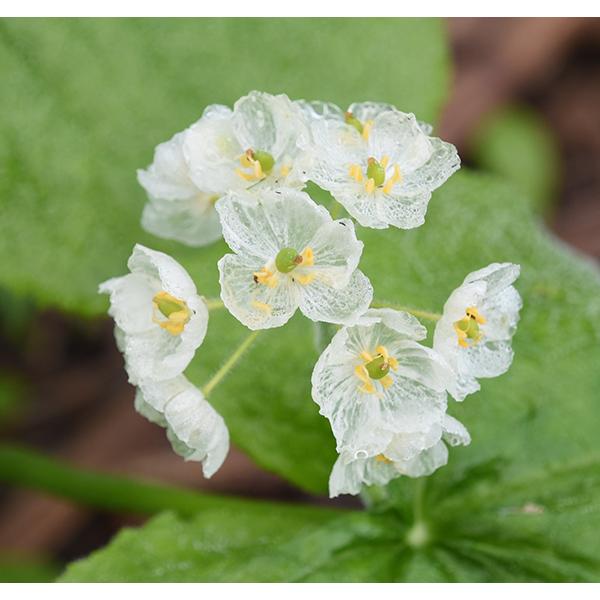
0,17 -> 448,314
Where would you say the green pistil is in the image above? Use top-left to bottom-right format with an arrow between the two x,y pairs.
253,150 -> 275,175
275,247 -> 302,273
367,158 -> 385,186
365,354 -> 389,380
344,111 -> 363,134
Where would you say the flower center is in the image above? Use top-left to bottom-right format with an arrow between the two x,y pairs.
344,111 -> 373,140
236,148 -> 275,182
252,247 -> 314,288
348,155 -> 403,196
453,306 -> 486,348
152,291 -> 191,336
354,345 -> 399,394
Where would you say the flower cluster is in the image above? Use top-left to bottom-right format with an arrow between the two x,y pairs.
102,91 -> 522,497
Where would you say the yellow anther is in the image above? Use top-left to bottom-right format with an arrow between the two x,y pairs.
375,345 -> 398,371
280,164 -> 291,177
381,375 -> 393,389
349,164 -> 364,183
383,164 -> 403,194
253,160 -> 263,179
380,155 -> 390,169
360,350 -> 374,362
235,168 -> 256,182
375,345 -> 389,359
300,247 -> 314,267
236,149 -> 268,182
362,120 -> 373,141
354,364 -> 370,385
375,454 -> 393,464
251,300 -> 272,314
365,178 -> 375,195
295,273 -> 315,286
252,267 -> 277,288
388,357 -> 399,371
466,306 -> 486,324
152,291 -> 191,336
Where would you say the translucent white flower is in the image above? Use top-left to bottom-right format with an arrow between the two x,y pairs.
216,188 -> 373,330
311,308 -> 451,459
300,99 -> 459,229
135,375 -> 229,478
99,244 -> 208,385
137,131 -> 222,247
183,92 -> 311,196
329,415 -> 470,497
433,263 -> 522,402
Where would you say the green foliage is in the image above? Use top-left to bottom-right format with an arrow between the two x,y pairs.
471,107 -> 560,214
0,556 -> 59,583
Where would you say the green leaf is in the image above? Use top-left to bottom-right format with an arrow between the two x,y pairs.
470,106 -> 560,214
0,17 -> 448,314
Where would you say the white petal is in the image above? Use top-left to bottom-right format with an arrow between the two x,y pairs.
233,91 -> 307,160
396,440 -> 448,477
328,452 -> 398,498
304,218 -> 364,288
183,106 -> 243,194
295,99 -> 345,121
375,190 -> 432,230
465,262 -> 521,296
218,253 -> 299,330
299,270 -> 373,326
137,131 -> 197,201
163,384 -> 230,478
348,101 -> 396,123
442,414 -> 471,447
359,309 -> 427,341
368,111 -> 432,173
141,194 -> 222,247
384,425 -> 443,463
216,189 -> 330,260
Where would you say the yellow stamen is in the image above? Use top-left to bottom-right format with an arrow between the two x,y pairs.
152,291 -> 191,336
295,273 -> 315,286
349,164 -> 364,183
466,306 -> 486,324
383,164 -> 403,194
360,350 -> 374,362
236,149 -> 266,182
280,164 -> 291,177
375,454 -> 393,464
365,178 -> 375,195
251,300 -> 272,314
300,247 -> 314,267
380,155 -> 390,169
362,120 -> 373,141
381,375 -> 393,389
252,267 -> 277,288
235,168 -> 256,182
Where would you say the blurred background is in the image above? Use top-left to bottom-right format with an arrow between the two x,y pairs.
0,17 -> 599,581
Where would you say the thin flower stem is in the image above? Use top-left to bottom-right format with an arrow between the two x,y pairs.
371,300 -> 442,322
204,298 -> 224,310
202,330 -> 260,398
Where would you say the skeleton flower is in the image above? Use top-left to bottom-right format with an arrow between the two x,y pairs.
216,188 -> 373,330
135,375 -> 229,478
183,91 -> 310,197
311,309 -> 451,459
329,415 -> 470,497
433,263 -> 522,401
99,244 -> 208,385
137,131 -> 222,247
300,99 -> 460,229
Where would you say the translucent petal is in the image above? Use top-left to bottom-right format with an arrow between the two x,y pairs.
233,91 -> 307,162
442,414 -> 471,447
465,262 -> 521,296
183,107 -> 243,194
375,190 -> 432,230
295,99 -> 345,121
359,309 -> 427,341
304,218 -> 364,288
141,194 -> 222,248
398,136 -> 460,195
218,253 -> 299,330
137,131 -> 197,201
299,270 -> 373,326
368,111 -> 432,173
348,101 -> 396,123
163,384 -> 230,478
328,452 -> 398,498
384,425 -> 443,462
216,189 -> 330,261
396,440 -> 448,477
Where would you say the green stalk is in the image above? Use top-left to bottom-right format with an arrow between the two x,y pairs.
370,300 -> 442,322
